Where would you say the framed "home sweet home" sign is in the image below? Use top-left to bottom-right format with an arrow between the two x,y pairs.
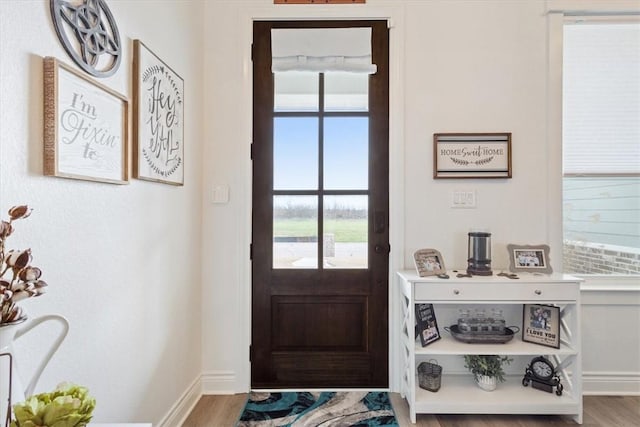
433,133 -> 512,179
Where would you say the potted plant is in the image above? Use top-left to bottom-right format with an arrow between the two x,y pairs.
11,382 -> 96,427
463,355 -> 512,391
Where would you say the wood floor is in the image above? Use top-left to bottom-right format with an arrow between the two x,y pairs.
182,393 -> 639,427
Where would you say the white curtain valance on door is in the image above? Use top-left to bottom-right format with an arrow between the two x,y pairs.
271,28 -> 377,74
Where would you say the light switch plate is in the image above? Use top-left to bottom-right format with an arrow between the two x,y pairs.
212,184 -> 230,204
451,190 -> 476,208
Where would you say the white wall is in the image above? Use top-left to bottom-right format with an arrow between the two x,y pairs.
402,0 -> 550,268
201,0 -> 639,398
581,283 -> 640,394
1,0 -> 637,424
0,1 -> 204,424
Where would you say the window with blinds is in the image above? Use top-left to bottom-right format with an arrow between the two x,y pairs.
563,22 -> 639,175
562,21 -> 640,275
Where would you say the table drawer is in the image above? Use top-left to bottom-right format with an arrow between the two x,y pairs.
414,282 -> 579,301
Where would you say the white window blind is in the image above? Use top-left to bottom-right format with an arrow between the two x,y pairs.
563,23 -> 640,175
271,28 -> 376,74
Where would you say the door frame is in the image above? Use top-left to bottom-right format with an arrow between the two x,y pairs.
234,5 -> 405,392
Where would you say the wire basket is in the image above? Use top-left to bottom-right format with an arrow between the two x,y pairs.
417,359 -> 442,392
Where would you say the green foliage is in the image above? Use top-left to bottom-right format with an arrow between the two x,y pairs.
274,219 -> 367,243
463,355 -> 513,383
11,383 -> 96,427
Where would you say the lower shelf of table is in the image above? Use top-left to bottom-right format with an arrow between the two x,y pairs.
408,374 -> 581,415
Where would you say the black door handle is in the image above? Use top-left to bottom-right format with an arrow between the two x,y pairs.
375,244 -> 390,254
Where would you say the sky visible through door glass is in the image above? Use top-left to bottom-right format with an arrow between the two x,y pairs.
324,117 -> 368,190
273,72 -> 369,268
274,117 -> 368,193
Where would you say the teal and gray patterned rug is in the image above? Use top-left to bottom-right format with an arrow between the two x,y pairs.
236,391 -> 399,426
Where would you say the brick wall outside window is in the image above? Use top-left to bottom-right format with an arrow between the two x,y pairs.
564,240 -> 640,275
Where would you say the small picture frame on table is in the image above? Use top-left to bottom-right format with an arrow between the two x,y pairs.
507,244 -> 552,274
522,304 -> 561,349
415,303 -> 440,347
413,249 -> 446,277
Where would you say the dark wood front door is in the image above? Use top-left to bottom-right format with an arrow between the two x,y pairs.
251,20 -> 389,388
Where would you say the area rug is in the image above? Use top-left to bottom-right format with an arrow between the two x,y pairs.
236,391 -> 399,426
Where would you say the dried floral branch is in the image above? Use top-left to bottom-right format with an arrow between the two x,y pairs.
0,205 -> 47,324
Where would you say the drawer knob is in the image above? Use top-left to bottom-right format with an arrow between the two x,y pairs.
535,289 -> 542,295
453,289 -> 460,295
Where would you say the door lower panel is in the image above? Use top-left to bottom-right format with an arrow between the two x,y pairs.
272,295 -> 368,351
271,352 -> 372,387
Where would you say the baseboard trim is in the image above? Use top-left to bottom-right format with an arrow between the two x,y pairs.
158,371 -> 239,426
157,376 -> 202,427
583,371 -> 640,395
159,370 -> 639,423
202,370 -> 238,394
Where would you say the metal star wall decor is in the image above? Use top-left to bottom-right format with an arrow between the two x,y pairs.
50,0 -> 122,77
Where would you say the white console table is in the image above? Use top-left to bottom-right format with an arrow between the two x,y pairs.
397,270 -> 583,424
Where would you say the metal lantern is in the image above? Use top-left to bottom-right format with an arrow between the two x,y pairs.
467,231 -> 493,276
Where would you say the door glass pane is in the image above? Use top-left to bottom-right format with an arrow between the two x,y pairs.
273,196 -> 318,269
324,195 -> 368,269
274,117 -> 318,190
274,72 -> 319,112
324,72 -> 368,112
324,117 -> 368,190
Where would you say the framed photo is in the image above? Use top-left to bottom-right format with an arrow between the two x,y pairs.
433,133 -> 512,179
507,244 -> 553,274
522,304 -> 561,349
43,57 -> 129,184
133,40 -> 184,185
413,249 -> 446,277
415,303 -> 440,347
